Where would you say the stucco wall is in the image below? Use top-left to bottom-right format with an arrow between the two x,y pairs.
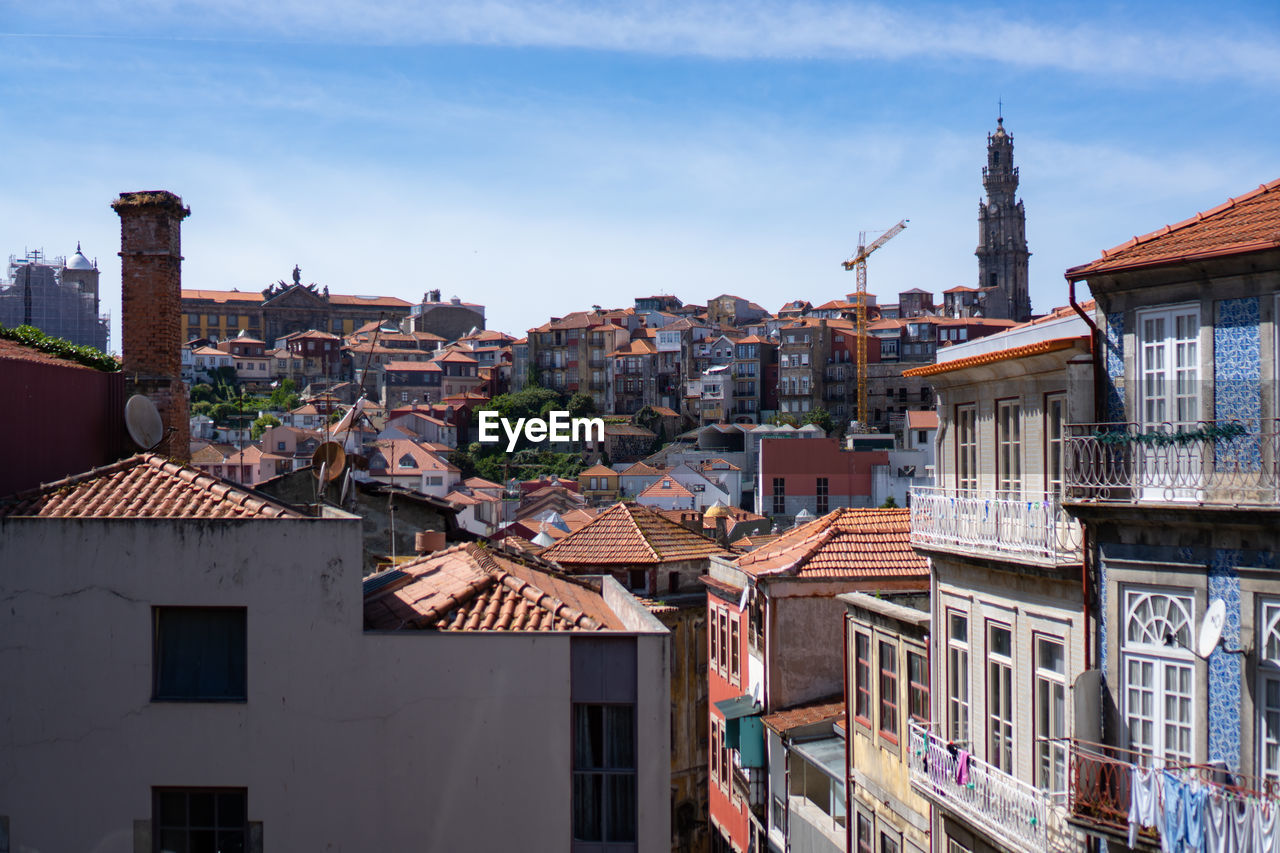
0,517 -> 668,852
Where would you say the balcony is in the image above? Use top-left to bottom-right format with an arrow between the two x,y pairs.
908,722 -> 1062,853
910,487 -> 1082,565
1065,420 -> 1280,507
1067,739 -> 1280,847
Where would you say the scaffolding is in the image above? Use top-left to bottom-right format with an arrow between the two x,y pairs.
0,249 -> 109,352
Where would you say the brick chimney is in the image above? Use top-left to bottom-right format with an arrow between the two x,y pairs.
113,191 -> 191,461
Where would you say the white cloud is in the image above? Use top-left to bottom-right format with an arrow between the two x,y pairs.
12,1 -> 1280,85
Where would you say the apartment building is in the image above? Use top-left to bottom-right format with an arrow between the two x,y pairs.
529,312 -> 630,408
1060,179 -> 1280,848
181,278 -> 411,343
902,309 -> 1094,853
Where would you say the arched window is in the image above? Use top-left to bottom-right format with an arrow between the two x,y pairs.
1122,589 -> 1195,764
398,454 -> 416,469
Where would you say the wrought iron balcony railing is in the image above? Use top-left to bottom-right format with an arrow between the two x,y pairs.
1067,739 -> 1280,844
908,722 -> 1058,853
910,487 -> 1083,565
1064,420 -> 1280,506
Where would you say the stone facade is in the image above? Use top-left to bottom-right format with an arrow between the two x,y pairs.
976,118 -> 1031,322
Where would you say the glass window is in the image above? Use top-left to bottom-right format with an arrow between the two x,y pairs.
719,610 -> 728,675
816,477 -> 829,515
710,605 -> 719,670
987,622 -> 1014,771
907,650 -> 929,724
153,607 -> 247,701
854,632 -> 871,724
772,477 -> 786,516
856,813 -> 872,853
948,611 -> 970,744
1036,636 -> 1067,792
1123,590 -> 1195,765
956,405 -> 977,492
730,620 -> 740,683
153,788 -> 247,853
879,640 -> 899,742
997,400 -> 1022,494
1046,394 -> 1067,494
1137,305 -> 1200,429
1261,600 -> 1280,784
573,703 -> 637,843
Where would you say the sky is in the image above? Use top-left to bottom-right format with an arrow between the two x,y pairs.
2,1 -> 1279,350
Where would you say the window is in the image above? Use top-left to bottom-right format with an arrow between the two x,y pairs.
719,610 -> 729,675
816,477 -> 829,515
1045,394 -> 1067,494
987,622 -> 1013,771
1123,590 -> 1195,765
772,477 -> 785,515
397,454 -> 416,469
1036,636 -> 1067,792
907,650 -> 929,724
153,788 -> 247,853
573,703 -> 637,843
854,632 -> 872,724
996,400 -> 1022,494
1137,304 -> 1200,429
1258,601 -> 1280,784
730,620 -> 740,683
879,640 -> 899,743
947,611 -> 970,744
710,717 -> 721,785
880,831 -> 901,853
153,607 -> 247,701
856,813 -> 872,853
710,606 -> 719,670
956,405 -> 977,492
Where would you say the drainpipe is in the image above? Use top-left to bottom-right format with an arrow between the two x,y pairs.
1067,277 -> 1099,698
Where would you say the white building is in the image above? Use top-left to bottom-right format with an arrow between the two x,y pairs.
0,453 -> 671,852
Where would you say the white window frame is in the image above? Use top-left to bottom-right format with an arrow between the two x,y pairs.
986,621 -> 1014,772
997,399 -> 1023,495
1136,302 -> 1201,430
947,610 -> 971,746
1258,600 -> 1280,785
1122,588 -> 1196,766
956,405 -> 977,493
1035,634 -> 1068,794
1045,393 -> 1067,496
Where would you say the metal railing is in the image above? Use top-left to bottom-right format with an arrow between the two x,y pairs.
1067,739 -> 1280,840
910,487 -> 1083,564
1064,420 -> 1280,506
908,722 -> 1053,853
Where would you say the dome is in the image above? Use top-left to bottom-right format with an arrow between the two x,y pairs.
704,500 -> 732,518
65,243 -> 94,271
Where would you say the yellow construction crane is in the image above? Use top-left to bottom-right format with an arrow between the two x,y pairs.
841,219 -> 908,431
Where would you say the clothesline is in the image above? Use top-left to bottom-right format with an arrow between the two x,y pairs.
1128,765 -> 1280,853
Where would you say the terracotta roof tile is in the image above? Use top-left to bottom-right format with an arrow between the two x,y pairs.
541,502 -> 733,566
906,410 -> 938,430
761,696 -> 846,733
362,543 -> 624,631
902,335 -> 1088,377
0,454 -> 304,519
1068,178 -> 1280,277
638,476 -> 694,499
735,507 -> 926,579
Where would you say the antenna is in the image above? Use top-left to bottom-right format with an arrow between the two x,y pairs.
125,394 -> 165,451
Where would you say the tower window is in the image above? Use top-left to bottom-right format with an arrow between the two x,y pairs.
989,272 -> 998,288
993,150 -> 1001,164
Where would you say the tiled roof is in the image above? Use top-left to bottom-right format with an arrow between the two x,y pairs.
541,502 -> 732,566
363,543 -> 623,631
735,508 -> 926,579
579,464 -> 617,477
901,335 -> 1088,377
761,696 -> 846,733
648,407 -> 680,418
327,294 -> 412,308
0,454 -> 304,519
464,476 -> 503,490
1068,178 -> 1280,277
181,289 -> 263,303
730,533 -> 780,551
0,338 -> 100,370
383,360 -> 435,371
639,476 -> 694,499
943,285 -> 978,293
906,410 -> 938,430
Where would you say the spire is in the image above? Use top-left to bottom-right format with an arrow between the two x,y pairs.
976,115 -> 1031,322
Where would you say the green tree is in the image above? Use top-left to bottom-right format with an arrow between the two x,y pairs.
801,408 -> 835,435
269,378 -> 301,412
880,496 -> 898,509
190,382 -> 217,404
251,413 -> 281,440
768,412 -> 799,427
567,392 -> 597,418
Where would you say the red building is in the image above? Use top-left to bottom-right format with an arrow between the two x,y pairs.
757,437 -> 888,518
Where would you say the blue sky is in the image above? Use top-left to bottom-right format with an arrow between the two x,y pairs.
3,1 -> 1279,348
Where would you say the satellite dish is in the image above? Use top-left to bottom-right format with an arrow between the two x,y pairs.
312,441 -> 346,482
1198,598 -> 1227,658
125,394 -> 165,450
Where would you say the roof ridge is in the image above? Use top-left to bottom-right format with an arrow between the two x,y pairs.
414,573 -> 499,628
4,454 -> 146,504
498,571 -> 600,630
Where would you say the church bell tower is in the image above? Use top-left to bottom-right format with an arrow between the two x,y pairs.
976,116 -> 1031,322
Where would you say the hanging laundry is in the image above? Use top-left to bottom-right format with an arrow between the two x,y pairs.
1130,765 -> 1160,848
1162,772 -> 1186,853
956,748 -> 971,787
1182,778 -> 1206,853
1255,799 -> 1279,853
1203,789 -> 1228,853
1228,797 -> 1254,853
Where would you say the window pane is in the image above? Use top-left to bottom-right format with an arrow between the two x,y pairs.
607,705 -> 636,769
606,773 -> 637,842
573,774 -> 603,841
575,705 -> 604,769
154,608 -> 247,701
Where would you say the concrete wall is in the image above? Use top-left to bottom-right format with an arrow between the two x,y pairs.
0,517 -> 668,852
